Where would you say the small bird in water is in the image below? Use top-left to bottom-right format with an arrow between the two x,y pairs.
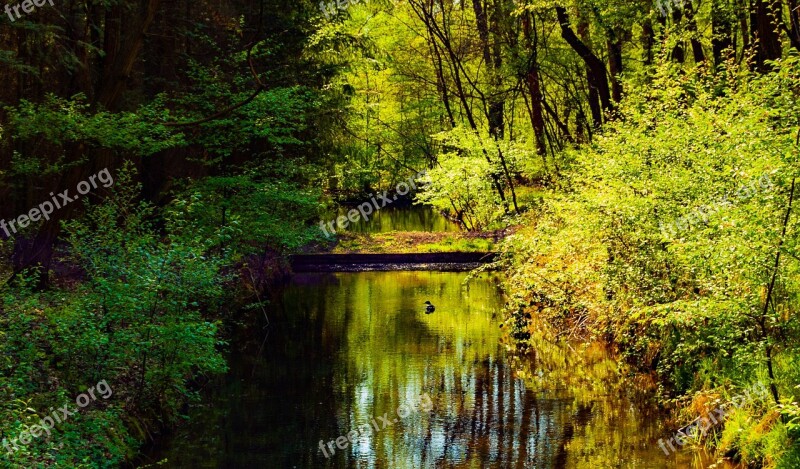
424,301 -> 435,314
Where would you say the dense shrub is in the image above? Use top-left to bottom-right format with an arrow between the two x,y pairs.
502,58 -> 800,466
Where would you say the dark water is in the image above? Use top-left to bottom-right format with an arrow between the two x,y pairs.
333,205 -> 460,233
141,271 -> 718,469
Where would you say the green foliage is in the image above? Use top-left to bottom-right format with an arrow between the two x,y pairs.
415,150 -> 498,231
62,163 -> 229,407
0,165 -> 233,467
3,0 -> 800,465
718,405 -> 793,469
162,85 -> 320,160
0,0 -> 340,466
154,30 -> 325,161
502,58 -> 800,466
165,165 -> 324,255
5,94 -> 185,157
415,127 -> 529,230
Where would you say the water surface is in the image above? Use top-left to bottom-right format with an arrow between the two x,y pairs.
334,205 -> 460,233
143,271 -> 710,468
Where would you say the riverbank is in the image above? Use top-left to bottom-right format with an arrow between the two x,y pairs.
317,229 -> 506,254
493,63 -> 800,467
0,166 -> 315,467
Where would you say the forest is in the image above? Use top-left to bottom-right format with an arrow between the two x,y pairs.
1,0 -> 800,467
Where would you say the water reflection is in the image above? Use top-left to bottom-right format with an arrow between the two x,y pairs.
142,272 -> 711,468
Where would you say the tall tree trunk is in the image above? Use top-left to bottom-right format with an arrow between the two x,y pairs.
430,38 -> 457,129
95,0 -> 162,111
641,19 -> 655,66
578,19 -> 603,128
606,29 -> 623,102
490,0 -> 520,213
785,0 -> 800,51
750,0 -> 783,71
671,7 -> 687,63
684,0 -> 707,63
712,0 -> 736,66
472,0 -> 504,139
522,12 -> 547,159
738,0 -> 751,62
489,0 -> 506,140
410,0 -> 510,212
556,6 -> 612,127
11,0 -> 162,286
470,0 -> 519,213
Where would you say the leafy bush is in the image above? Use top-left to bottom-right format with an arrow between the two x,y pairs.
502,58 -> 800,466
165,165 -> 324,256
0,165 -> 232,467
416,126 -> 528,230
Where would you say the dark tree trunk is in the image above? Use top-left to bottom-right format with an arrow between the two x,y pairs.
578,19 -> 603,128
671,7 -> 687,63
556,6 -> 612,127
10,0 -> 162,286
430,38 -> 457,129
785,0 -> 800,51
522,12 -> 547,158
641,19 -> 655,66
684,0 -> 707,63
749,0 -> 783,71
489,1 -> 505,140
95,0 -> 162,111
606,30 -> 624,102
738,0 -> 751,60
472,0 -> 505,139
712,0 -> 736,65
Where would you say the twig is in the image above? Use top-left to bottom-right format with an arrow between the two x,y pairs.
761,177 -> 795,404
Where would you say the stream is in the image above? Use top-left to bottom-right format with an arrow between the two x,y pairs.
331,205 -> 461,234
141,208 -> 720,468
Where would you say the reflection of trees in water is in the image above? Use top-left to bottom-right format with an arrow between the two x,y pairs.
323,271 -> 642,468
498,319 -> 701,468
147,271 -> 699,468
415,357 -> 578,468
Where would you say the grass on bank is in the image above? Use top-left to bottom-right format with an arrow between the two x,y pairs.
324,230 -> 502,254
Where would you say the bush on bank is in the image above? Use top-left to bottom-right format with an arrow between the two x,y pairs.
501,58 -> 800,466
0,163 -> 323,467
